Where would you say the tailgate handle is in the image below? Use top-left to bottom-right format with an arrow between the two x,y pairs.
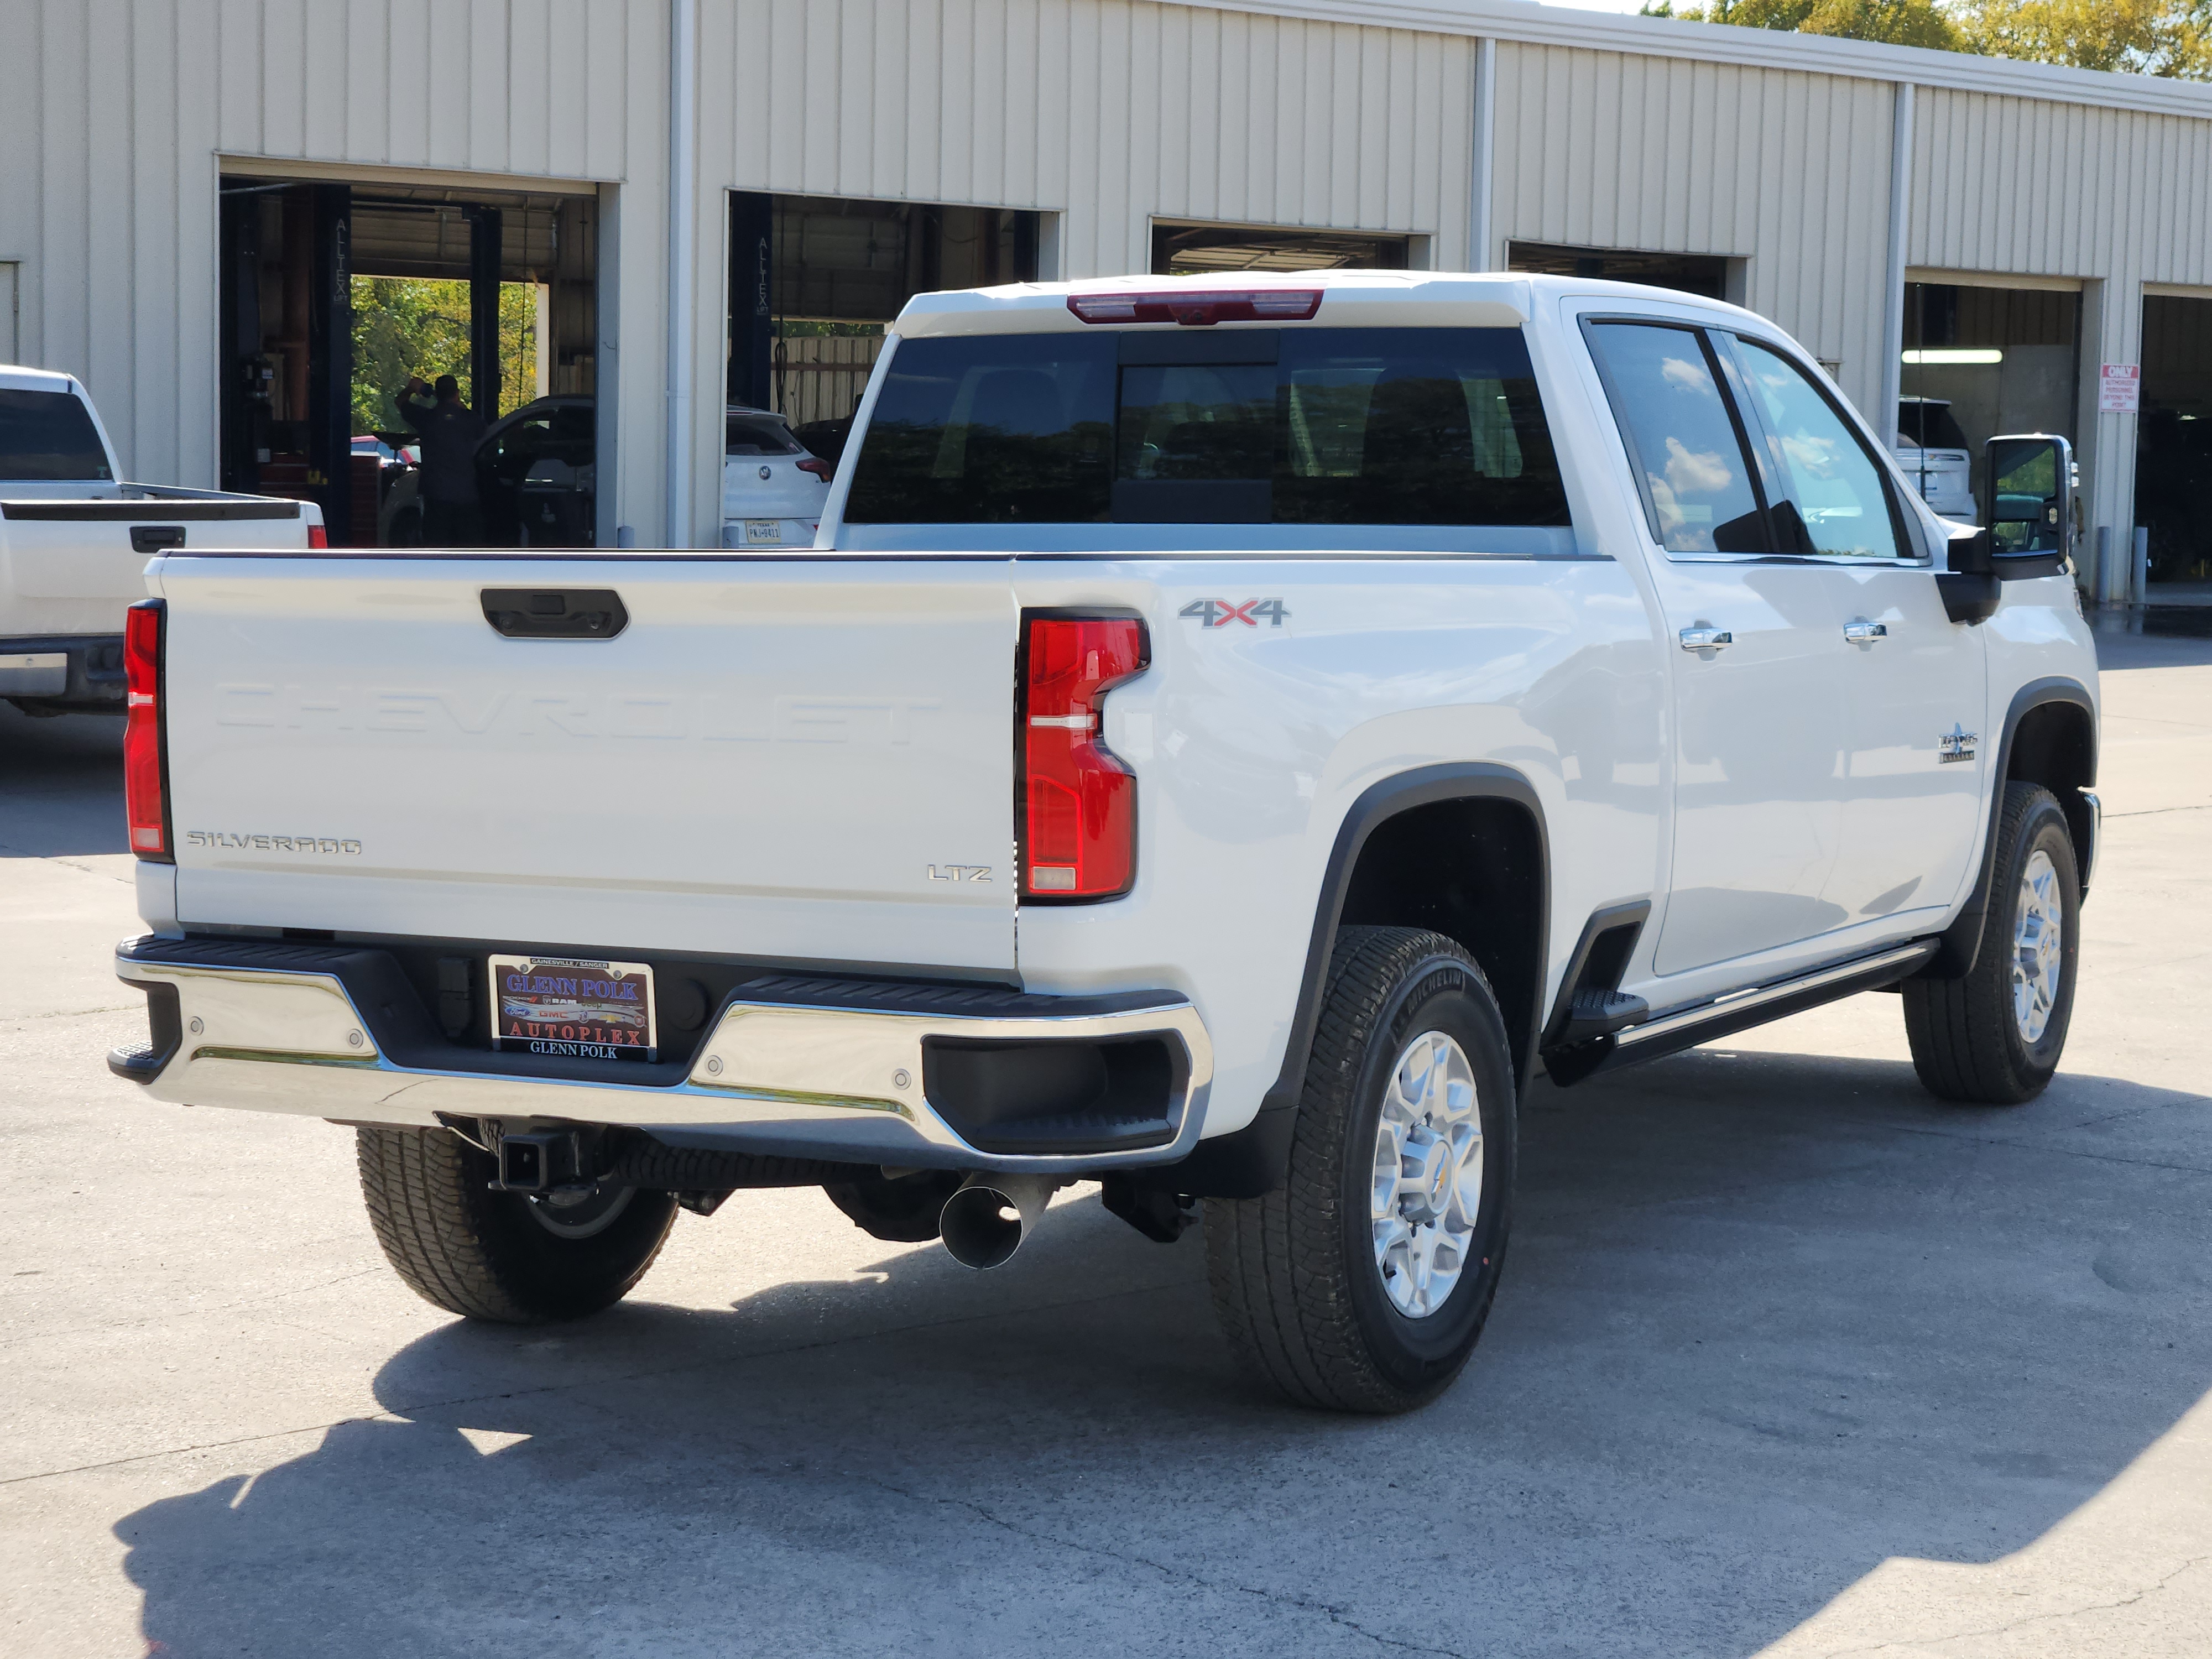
131,525 -> 186,554
481,588 -> 629,640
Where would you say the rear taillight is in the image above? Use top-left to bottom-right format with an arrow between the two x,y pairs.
1066,289 -> 1322,327
307,524 -> 328,549
123,600 -> 169,860
797,456 -> 833,480
1020,614 -> 1149,901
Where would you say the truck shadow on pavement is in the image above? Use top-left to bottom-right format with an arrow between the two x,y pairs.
0,705 -> 125,858
114,1046 -> 2211,1658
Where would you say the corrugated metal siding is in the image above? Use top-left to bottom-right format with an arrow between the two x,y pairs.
1909,87 -> 2212,540
698,0 -> 1472,279
7,0 -> 2212,544
1,0 -> 662,495
1490,42 -> 1896,420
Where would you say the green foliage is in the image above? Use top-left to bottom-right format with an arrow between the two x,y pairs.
1954,0 -> 2212,78
1647,0 -> 1964,48
1642,0 -> 2212,75
774,319 -> 886,338
349,278 -> 540,435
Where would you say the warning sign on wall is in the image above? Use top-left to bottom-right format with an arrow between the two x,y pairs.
2099,363 -> 2142,414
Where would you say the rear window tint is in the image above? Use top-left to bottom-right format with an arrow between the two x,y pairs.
1896,400 -> 1969,451
0,389 -> 111,481
726,412 -> 802,455
844,328 -> 1568,527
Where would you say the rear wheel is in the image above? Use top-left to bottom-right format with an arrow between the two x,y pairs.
357,1127 -> 677,1323
1205,926 -> 1516,1413
1903,782 -> 2081,1105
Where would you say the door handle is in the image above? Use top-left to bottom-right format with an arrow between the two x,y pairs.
130,524 -> 186,554
480,588 -> 629,639
1678,626 -> 1733,653
1843,620 -> 1889,644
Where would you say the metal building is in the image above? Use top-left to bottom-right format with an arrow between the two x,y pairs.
4,0 -> 2210,598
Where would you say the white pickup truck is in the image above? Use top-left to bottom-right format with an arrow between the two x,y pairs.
106,274 -> 2099,1413
1,364 -> 324,719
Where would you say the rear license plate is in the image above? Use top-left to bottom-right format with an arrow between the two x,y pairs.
489,955 -> 656,1061
744,518 -> 783,545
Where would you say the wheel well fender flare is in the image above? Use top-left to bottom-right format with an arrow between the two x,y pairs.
1160,763 -> 1549,1199
1922,676 -> 2096,980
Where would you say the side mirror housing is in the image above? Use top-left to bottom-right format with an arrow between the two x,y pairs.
1980,434 -> 2073,580
1938,528 -> 2001,624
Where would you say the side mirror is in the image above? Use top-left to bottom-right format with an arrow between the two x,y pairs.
1980,434 -> 2074,579
1938,528 -> 2001,625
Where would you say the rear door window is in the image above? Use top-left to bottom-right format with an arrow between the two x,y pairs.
0,389 -> 111,481
843,328 -> 1568,528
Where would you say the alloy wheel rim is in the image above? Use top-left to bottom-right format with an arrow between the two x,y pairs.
1370,1030 -> 1484,1319
2011,848 -> 2064,1045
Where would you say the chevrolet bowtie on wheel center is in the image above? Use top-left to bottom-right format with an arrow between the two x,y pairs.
107,272 -> 2099,1413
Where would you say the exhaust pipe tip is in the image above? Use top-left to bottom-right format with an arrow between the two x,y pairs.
939,1173 -> 1056,1270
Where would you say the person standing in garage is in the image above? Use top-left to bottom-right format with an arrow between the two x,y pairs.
396,374 -> 486,547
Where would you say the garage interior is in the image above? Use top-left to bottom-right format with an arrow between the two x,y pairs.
2136,294 -> 2212,591
727,192 -> 1041,454
1506,242 -> 1734,301
1900,280 -> 2081,509
1150,221 -> 1413,274
217,176 -> 601,546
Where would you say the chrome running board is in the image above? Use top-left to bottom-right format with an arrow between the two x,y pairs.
1546,939 -> 1939,1085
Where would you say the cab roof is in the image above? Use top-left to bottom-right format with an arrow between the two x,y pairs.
891,268 -> 1767,338
0,363 -> 84,395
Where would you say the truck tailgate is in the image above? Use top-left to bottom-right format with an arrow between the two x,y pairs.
157,555 -> 1020,973
2,497 -> 314,635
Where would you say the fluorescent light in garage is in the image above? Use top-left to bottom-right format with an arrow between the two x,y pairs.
1903,348 -> 2004,364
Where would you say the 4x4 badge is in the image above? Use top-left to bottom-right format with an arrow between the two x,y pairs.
1180,598 -> 1289,628
1938,724 -> 1979,764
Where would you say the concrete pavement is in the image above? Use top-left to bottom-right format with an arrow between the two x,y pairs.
2,620 -> 2208,1657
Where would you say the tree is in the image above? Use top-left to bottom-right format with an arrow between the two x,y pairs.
1640,0 -> 2212,77
350,277 -> 539,436
1952,0 -> 2212,78
1641,0 -> 1965,48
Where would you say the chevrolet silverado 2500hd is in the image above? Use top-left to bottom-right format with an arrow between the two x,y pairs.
107,273 -> 2098,1413
0,364 -> 325,718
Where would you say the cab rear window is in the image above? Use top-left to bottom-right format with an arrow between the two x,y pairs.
727,411 -> 804,455
1897,400 -> 1969,451
843,328 -> 1568,528
0,389 -> 111,481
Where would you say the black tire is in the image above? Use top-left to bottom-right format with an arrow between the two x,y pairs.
356,1127 -> 677,1323
1205,926 -> 1517,1413
1903,781 -> 2081,1105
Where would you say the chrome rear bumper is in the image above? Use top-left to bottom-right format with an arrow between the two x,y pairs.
112,937 -> 1213,1175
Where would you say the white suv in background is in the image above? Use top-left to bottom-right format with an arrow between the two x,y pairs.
720,406 -> 830,547
1895,396 -> 1976,521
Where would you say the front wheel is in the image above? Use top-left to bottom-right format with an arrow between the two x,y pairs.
1903,781 -> 2081,1105
357,1128 -> 677,1323
1206,927 -> 1516,1413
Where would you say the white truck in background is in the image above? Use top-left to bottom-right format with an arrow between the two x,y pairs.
105,274 -> 2099,1412
0,364 -> 324,718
